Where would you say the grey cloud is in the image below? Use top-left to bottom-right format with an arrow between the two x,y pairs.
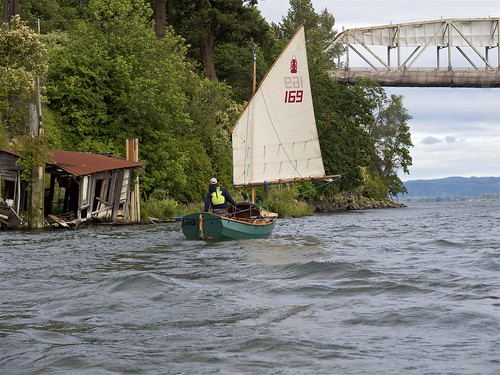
421,136 -> 442,145
384,87 -> 500,138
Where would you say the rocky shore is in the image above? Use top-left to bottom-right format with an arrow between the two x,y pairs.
312,195 -> 406,213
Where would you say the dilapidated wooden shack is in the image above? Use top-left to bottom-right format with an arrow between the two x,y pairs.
0,149 -> 143,228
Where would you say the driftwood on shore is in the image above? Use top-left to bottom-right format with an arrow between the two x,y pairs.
0,204 -> 23,229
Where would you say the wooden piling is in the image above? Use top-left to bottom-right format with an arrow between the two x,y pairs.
126,138 -> 140,222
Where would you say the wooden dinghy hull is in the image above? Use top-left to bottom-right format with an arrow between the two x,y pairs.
181,203 -> 277,241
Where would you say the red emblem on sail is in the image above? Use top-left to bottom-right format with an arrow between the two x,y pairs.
290,56 -> 298,73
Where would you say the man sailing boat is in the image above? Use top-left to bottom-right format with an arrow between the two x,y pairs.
204,178 -> 236,213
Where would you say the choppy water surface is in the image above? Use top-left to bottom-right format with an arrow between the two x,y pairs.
1,201 -> 499,374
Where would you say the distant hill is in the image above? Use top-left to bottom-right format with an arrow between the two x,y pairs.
403,176 -> 500,198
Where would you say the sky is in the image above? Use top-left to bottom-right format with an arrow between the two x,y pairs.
257,0 -> 500,181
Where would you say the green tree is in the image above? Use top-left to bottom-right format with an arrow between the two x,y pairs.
364,90 -> 413,197
272,0 -> 339,72
0,15 -> 47,141
312,71 -> 373,192
214,41 -> 271,101
47,0 -> 187,188
46,0 -> 239,203
21,0 -> 83,32
164,0 -> 273,98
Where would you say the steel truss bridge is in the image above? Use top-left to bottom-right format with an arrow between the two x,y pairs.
325,18 -> 500,87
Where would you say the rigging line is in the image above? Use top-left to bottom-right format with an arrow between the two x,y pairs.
294,177 -> 341,199
221,206 -> 253,216
245,177 -> 341,211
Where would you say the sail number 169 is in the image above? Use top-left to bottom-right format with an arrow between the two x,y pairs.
284,90 -> 303,103
284,76 -> 304,103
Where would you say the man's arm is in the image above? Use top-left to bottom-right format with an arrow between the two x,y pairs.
223,188 -> 236,206
204,193 -> 211,211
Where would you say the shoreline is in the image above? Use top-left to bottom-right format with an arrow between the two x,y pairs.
312,197 -> 406,213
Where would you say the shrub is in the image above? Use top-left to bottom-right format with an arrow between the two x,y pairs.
362,173 -> 388,200
261,185 -> 314,218
141,189 -> 182,220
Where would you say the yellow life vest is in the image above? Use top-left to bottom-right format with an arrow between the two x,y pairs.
211,187 -> 225,206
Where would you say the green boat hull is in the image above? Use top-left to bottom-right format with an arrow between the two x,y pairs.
181,204 -> 277,240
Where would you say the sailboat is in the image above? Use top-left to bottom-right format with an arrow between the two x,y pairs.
181,26 -> 336,240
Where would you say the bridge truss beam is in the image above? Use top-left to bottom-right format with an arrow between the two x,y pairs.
326,18 -> 500,88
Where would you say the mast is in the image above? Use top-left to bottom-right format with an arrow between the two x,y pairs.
251,42 -> 257,203
252,42 -> 257,95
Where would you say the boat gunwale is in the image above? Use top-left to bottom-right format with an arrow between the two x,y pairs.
211,212 -> 278,227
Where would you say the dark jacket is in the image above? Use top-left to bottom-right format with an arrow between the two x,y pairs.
204,185 -> 236,212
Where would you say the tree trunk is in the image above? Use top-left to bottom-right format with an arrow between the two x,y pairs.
10,0 -> 18,16
199,33 -> 218,81
3,0 -> 8,23
195,0 -> 218,82
3,0 -> 19,22
154,0 -> 166,39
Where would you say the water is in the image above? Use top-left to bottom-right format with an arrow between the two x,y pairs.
1,201 -> 499,374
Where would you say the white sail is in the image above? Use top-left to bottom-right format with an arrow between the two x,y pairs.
232,26 -> 326,187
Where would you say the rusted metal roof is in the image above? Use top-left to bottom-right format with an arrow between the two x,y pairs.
49,150 -> 143,176
2,149 -> 21,157
2,149 -> 143,176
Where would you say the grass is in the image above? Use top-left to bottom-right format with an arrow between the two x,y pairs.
141,189 -> 204,221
